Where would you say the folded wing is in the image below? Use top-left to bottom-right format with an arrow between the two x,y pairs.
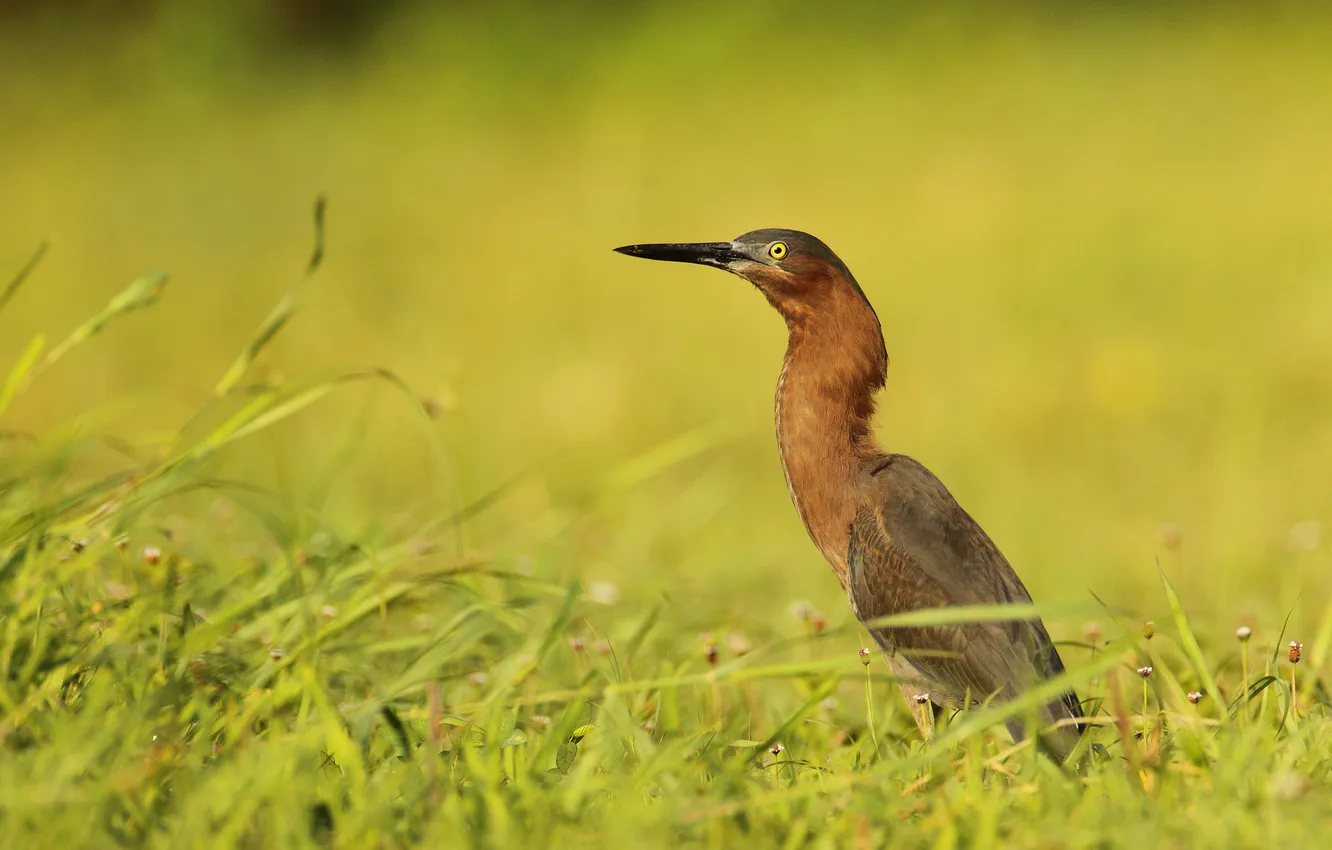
847,454 -> 1083,758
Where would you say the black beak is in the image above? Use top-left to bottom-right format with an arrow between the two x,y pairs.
613,241 -> 744,269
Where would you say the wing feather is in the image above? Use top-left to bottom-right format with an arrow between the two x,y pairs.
847,455 -> 1083,757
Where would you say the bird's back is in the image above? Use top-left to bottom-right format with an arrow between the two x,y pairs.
847,454 -> 1083,758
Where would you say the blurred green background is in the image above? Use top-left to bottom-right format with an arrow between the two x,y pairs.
3,1 -> 1330,637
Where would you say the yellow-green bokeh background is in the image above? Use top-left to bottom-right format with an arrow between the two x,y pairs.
3,3 -> 1330,634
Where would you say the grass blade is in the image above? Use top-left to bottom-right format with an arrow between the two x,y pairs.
0,242 -> 48,315
219,384 -> 337,447
862,602 -> 1098,630
0,335 -> 46,419
40,272 -> 167,370
215,195 -> 326,396
1158,565 -> 1222,706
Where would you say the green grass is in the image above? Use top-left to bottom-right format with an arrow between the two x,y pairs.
3,202 -> 1332,848
3,5 -> 1332,846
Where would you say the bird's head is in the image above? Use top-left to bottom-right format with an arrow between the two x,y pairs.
614,228 -> 874,324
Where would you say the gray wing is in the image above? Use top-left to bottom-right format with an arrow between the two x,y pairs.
847,455 -> 1082,754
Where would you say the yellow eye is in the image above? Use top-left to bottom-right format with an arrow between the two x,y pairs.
768,241 -> 788,260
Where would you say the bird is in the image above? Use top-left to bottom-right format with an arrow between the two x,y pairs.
614,229 -> 1084,761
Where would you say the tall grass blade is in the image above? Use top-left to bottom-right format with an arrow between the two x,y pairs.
215,195 -> 326,396
0,335 -> 45,420
862,602 -> 1097,630
602,426 -> 725,493
39,271 -> 167,371
1270,602 -> 1296,666
1158,566 -> 1222,706
0,242 -> 48,315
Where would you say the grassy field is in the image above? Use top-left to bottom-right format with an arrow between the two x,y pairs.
3,4 -> 1332,846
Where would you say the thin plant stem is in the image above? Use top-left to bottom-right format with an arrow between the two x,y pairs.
1239,649 -> 1250,727
863,665 -> 879,755
709,672 -> 721,729
1289,666 -> 1299,728
1142,678 -> 1149,728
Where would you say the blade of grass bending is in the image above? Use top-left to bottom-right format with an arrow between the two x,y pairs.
601,425 -> 727,493
1226,676 -> 1278,718
1157,565 -> 1222,706
1270,601 -> 1300,721
1269,601 -> 1296,666
41,272 -> 167,369
448,657 -> 915,714
219,384 -> 338,447
215,195 -> 326,396
0,335 -> 45,419
203,369 -> 375,452
4,270 -> 167,415
133,369 -> 412,503
0,241 -> 48,315
862,601 -> 1098,630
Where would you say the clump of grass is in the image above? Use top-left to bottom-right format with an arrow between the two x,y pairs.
2,216 -> 1332,847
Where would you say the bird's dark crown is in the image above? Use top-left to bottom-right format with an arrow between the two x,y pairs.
731,229 -> 839,263
732,228 -> 869,305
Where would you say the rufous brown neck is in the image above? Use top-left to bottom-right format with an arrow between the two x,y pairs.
770,281 -> 889,588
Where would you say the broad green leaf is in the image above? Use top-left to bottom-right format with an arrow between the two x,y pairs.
555,741 -> 577,775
